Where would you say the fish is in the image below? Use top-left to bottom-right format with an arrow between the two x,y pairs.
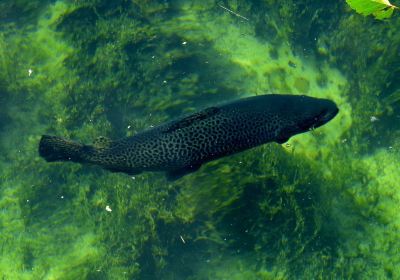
39,94 -> 338,180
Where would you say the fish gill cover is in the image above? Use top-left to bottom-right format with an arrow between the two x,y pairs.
0,0 -> 399,279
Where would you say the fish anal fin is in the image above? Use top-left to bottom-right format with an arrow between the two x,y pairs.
166,164 -> 202,181
163,107 -> 220,133
93,136 -> 114,149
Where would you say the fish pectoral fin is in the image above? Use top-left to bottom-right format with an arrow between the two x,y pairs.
275,137 -> 289,144
166,164 -> 202,181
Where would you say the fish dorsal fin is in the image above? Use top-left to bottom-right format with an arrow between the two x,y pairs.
93,136 -> 113,149
163,107 -> 220,133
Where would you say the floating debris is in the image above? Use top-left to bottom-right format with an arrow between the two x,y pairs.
218,3 -> 249,21
370,116 -> 379,122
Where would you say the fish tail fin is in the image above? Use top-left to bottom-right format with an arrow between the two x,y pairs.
39,135 -> 92,163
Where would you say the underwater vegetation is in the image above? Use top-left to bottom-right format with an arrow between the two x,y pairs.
0,0 -> 400,279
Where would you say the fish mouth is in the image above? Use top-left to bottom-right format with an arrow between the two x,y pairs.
307,106 -> 339,130
318,106 -> 339,125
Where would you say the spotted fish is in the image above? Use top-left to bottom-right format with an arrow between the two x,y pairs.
39,94 -> 338,180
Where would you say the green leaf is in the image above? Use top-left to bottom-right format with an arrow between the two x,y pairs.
346,0 -> 398,19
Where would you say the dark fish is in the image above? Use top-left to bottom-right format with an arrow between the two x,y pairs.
39,94 -> 338,180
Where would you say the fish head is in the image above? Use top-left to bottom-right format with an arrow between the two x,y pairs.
275,95 -> 339,142
296,96 -> 339,130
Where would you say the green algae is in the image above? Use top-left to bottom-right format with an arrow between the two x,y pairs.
1,0 -> 400,279
331,149 -> 400,279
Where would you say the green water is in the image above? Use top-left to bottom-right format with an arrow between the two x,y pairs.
1,1 -> 400,279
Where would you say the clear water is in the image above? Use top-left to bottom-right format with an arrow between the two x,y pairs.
1,1 -> 399,279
